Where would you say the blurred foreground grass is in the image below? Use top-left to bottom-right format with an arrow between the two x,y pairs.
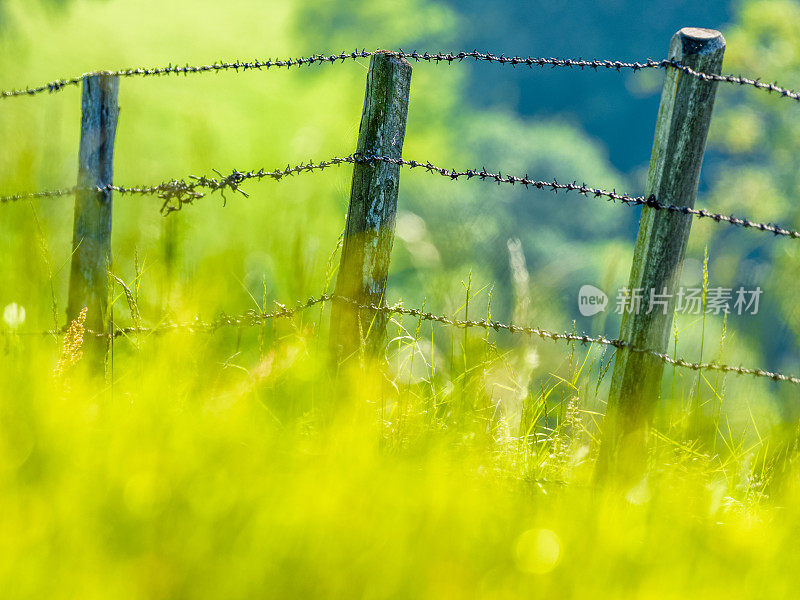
2,318 -> 800,599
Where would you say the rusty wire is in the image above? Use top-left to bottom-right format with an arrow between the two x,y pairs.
104,295 -> 331,337
0,51 -> 373,98
16,292 -> 795,386
337,296 -> 800,386
365,155 -> 800,239
3,154 -> 796,239
664,59 -> 800,102
0,187 -> 78,202
1,50 -> 797,104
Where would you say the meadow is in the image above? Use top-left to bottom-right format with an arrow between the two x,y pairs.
2,0 -> 800,598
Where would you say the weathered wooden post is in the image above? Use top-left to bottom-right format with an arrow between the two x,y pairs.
596,28 -> 725,480
67,74 -> 119,356
330,52 -> 412,362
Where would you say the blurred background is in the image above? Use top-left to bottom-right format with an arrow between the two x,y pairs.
0,0 -> 798,419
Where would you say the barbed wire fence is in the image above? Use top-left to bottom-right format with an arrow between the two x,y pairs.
1,33 -> 799,391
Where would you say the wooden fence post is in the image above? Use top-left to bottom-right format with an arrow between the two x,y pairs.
67,74 -> 119,355
596,28 -> 725,480
330,52 -> 412,362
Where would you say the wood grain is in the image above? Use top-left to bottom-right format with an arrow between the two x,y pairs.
598,28 -> 726,480
67,74 -> 119,343
330,52 -> 412,362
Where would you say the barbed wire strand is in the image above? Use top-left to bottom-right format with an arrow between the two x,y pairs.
338,296 -> 800,386
1,50 -> 797,104
663,59 -> 800,102
4,154 -> 797,239
14,293 -> 794,385
0,187 -> 78,202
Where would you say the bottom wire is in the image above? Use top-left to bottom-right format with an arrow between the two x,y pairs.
15,293 -> 797,386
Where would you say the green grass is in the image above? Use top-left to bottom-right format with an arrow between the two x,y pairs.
2,302 -> 800,599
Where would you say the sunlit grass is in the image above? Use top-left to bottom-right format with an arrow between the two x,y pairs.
2,302 -> 800,598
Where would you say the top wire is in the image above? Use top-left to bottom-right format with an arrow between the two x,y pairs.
1,50 -> 798,104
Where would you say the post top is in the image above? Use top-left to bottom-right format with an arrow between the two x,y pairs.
374,50 -> 412,69
671,28 -> 726,59
680,27 -> 721,40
